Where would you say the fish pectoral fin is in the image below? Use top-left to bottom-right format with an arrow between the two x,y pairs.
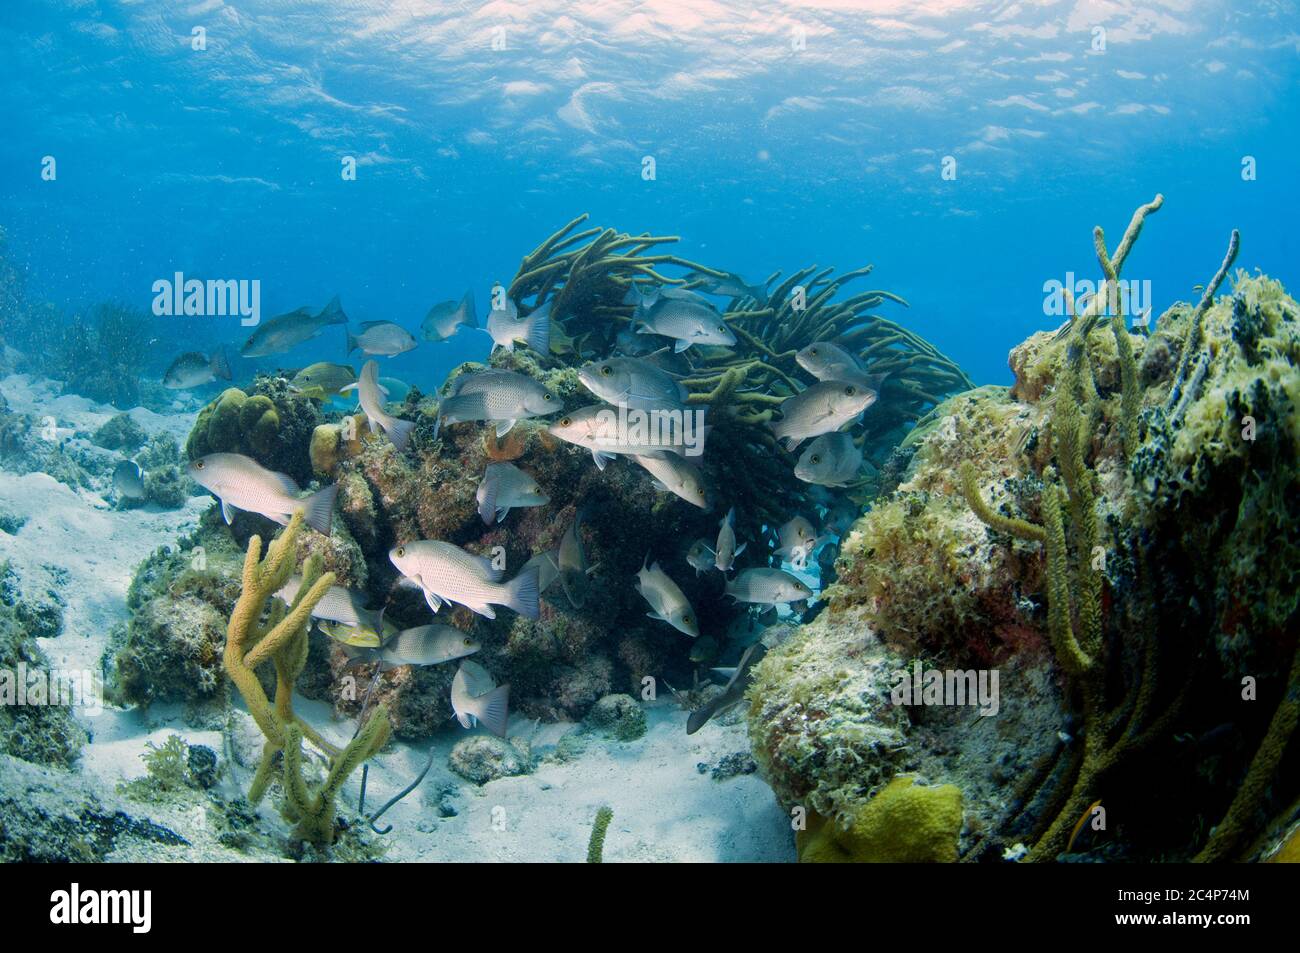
651,480 -> 668,492
673,340 -> 692,353
496,419 -> 517,438
592,450 -> 614,471
221,500 -> 236,524
646,611 -> 665,622
496,506 -> 510,522
477,605 -> 498,620
423,590 -> 443,613
734,542 -> 748,557
378,383 -> 390,397
338,383 -> 357,394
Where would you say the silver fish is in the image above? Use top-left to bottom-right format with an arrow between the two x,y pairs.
631,452 -> 709,509
340,359 -> 416,451
635,556 -> 699,637
113,459 -> 145,499
523,549 -> 562,596
451,660 -> 510,737
276,575 -> 384,634
685,270 -> 768,302
389,540 -> 540,619
770,380 -> 878,452
437,369 -> 558,438
347,321 -> 418,357
795,341 -> 872,386
163,348 -> 232,389
187,452 -> 337,535
486,299 -> 550,354
775,515 -> 820,570
548,404 -> 707,470
578,355 -> 688,409
725,568 -> 813,605
686,538 -> 715,576
290,362 -> 357,401
557,508 -> 596,609
346,624 -> 480,670
794,431 -> 864,487
476,462 -> 549,525
422,289 -> 477,341
686,642 -> 767,735
241,297 -> 348,358
633,294 -> 736,353
714,506 -> 747,571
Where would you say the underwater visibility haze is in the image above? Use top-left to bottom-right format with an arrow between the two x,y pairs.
0,0 -> 1298,873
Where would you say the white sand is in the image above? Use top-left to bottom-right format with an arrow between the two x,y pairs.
0,372 -> 795,863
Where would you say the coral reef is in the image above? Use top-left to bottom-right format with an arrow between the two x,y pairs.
186,376 -> 324,485
747,196 -> 1300,863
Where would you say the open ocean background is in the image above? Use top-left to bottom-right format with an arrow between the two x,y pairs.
1,0 -> 1297,389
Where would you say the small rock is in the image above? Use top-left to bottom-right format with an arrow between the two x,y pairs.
448,735 -> 530,785
586,693 -> 647,741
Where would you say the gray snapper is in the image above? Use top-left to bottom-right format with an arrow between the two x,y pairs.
437,368 -> 558,438
486,299 -> 551,355
340,359 -> 416,451
725,567 -> 813,605
163,348 -> 232,389
794,431 -> 864,487
187,452 -> 336,535
240,297 -> 347,358
635,556 -> 699,637
769,380 -> 878,452
347,321 -> 418,357
422,289 -> 477,341
686,642 -> 768,735
451,660 -> 510,737
389,540 -> 540,620
714,506 -> 747,571
476,462 -> 549,525
632,292 -> 736,353
578,355 -> 688,409
344,624 -> 480,671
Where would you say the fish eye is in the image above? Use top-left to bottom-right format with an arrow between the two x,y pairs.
195,460 -> 204,469
844,385 -> 857,396
809,347 -> 818,356
560,416 -> 572,427
810,455 -> 821,465
600,365 -> 612,376
396,547 -> 405,558
463,637 -> 473,647
717,325 -> 726,334
543,392 -> 554,401
682,615 -> 692,625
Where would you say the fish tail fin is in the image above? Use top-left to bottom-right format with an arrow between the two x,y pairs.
686,697 -> 723,735
322,295 -> 347,324
472,683 -> 511,738
526,306 -> 551,355
346,331 -> 358,354
210,347 -> 232,381
478,478 -> 498,526
301,483 -> 338,535
383,416 -> 416,452
460,289 -> 477,328
503,565 -> 540,619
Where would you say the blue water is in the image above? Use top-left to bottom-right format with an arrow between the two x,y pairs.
2,0 -> 1297,387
